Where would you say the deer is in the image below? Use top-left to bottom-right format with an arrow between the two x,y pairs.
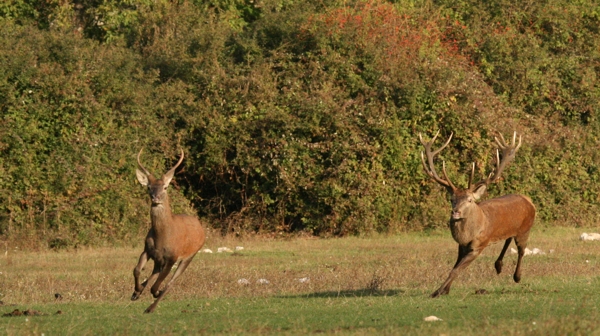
131,148 -> 206,313
418,130 -> 536,298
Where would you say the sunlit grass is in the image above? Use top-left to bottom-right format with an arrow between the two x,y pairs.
2,226 -> 600,334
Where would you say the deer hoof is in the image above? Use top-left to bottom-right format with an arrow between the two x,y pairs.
131,292 -> 140,301
494,260 -> 503,274
144,306 -> 155,314
431,287 -> 450,298
513,274 -> 521,283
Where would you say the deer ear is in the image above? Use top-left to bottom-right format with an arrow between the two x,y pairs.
472,184 -> 487,200
162,172 -> 174,187
136,169 -> 149,186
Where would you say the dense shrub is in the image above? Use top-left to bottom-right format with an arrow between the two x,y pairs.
0,21 -> 197,246
0,0 -> 599,246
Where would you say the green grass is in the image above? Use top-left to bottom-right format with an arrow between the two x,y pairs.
2,227 -> 600,335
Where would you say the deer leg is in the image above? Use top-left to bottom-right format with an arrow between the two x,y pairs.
133,260 -> 162,300
431,245 -> 468,298
131,251 -> 148,300
163,255 -> 196,288
144,256 -> 197,314
452,245 -> 469,268
494,238 -> 513,274
431,245 -> 481,298
149,259 -> 176,299
513,233 -> 530,283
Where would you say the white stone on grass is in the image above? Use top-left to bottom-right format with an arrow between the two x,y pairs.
580,233 -> 600,241
531,248 -> 545,255
423,316 -> 443,322
510,247 -> 545,256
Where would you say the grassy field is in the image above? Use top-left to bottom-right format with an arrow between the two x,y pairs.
2,226 -> 600,335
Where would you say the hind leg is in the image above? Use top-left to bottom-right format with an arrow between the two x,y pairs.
145,255 -> 197,313
149,259 -> 176,299
513,232 -> 530,283
494,238 -> 513,274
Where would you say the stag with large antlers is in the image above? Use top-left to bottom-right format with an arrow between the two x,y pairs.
419,131 -> 536,298
131,148 -> 206,313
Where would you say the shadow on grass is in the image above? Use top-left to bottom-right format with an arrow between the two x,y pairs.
279,289 -> 405,299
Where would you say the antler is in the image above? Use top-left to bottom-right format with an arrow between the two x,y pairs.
163,149 -> 184,183
471,131 -> 522,189
418,130 -> 457,192
137,148 -> 151,177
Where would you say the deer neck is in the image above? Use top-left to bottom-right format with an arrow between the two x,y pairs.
150,196 -> 174,234
450,204 -> 487,245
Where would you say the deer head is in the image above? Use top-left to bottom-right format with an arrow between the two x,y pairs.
135,148 -> 184,205
418,131 -> 522,220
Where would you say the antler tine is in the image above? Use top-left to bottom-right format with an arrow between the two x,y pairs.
418,131 -> 456,191
468,162 -> 475,189
494,131 -> 522,151
442,161 -> 457,190
137,148 -> 151,176
494,132 -> 506,148
495,148 -> 500,172
481,131 -> 523,185
164,148 -> 185,179
432,132 -> 453,156
420,151 -> 442,182
431,129 -> 440,143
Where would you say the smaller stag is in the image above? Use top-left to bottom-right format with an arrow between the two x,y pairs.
131,148 -> 206,313
418,131 -> 535,298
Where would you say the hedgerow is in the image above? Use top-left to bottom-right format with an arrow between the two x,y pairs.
0,0 -> 599,246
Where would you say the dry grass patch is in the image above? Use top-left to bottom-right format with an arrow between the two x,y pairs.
1,226 -> 600,334
1,226 -> 597,304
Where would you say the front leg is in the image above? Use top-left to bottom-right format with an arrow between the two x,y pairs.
145,256 -> 196,314
131,251 -> 148,301
132,255 -> 162,301
431,244 -> 481,298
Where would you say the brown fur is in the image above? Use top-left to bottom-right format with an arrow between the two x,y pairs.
131,149 -> 206,313
419,131 -> 536,298
433,191 -> 536,297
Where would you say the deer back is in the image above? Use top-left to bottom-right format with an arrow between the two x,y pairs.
478,194 -> 536,243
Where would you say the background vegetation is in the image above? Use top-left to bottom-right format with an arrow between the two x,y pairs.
0,0 -> 599,246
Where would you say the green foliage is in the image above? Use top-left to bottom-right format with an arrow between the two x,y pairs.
0,0 -> 600,244
0,21 -> 197,246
